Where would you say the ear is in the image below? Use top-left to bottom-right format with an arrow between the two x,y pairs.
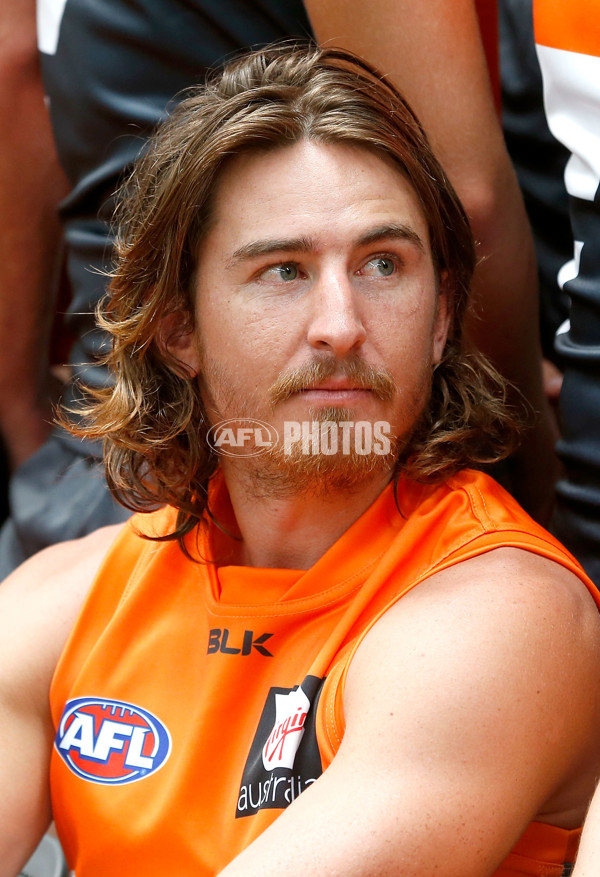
432,270 -> 452,366
155,308 -> 201,377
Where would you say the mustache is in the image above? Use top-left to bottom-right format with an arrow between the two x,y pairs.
269,357 -> 396,406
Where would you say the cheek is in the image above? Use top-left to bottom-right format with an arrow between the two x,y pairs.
373,294 -> 438,357
373,308 -> 440,410
197,301 -> 298,402
201,296 -> 296,362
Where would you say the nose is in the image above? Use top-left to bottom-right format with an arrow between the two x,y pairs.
306,269 -> 367,356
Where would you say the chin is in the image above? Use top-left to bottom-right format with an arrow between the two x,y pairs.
241,440 -> 399,500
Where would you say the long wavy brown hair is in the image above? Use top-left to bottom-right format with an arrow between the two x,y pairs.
68,44 -> 521,543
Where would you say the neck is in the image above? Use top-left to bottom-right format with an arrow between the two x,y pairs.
212,466 -> 393,570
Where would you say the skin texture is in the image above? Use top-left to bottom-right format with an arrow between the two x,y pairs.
0,0 -> 69,469
572,785 -> 600,876
2,143 -> 600,877
304,0 -> 559,524
178,141 -> 449,569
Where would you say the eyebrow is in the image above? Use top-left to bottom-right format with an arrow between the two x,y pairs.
226,223 -> 425,268
227,235 -> 315,267
356,223 -> 425,253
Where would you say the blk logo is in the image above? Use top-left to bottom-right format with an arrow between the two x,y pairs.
207,628 -> 274,657
55,697 -> 171,785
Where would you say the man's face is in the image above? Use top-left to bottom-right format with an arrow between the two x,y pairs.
181,140 -> 449,492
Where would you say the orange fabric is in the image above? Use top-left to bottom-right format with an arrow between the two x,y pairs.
500,821 -> 582,876
50,470 -> 599,876
534,0 -> 600,57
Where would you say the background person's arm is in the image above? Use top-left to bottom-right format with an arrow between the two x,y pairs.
304,0 -> 557,523
0,0 -> 69,471
219,549 -> 600,876
572,784 -> 600,876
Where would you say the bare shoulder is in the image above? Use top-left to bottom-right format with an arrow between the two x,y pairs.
398,545 -> 600,692
388,545 -> 600,640
0,523 -> 126,707
348,546 -> 600,695
0,521 -> 125,615
344,547 -> 600,826
441,544 -> 596,600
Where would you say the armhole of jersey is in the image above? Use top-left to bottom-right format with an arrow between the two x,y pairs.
317,531 -> 600,757
48,515 -> 154,717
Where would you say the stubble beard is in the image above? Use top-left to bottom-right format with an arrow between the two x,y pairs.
199,353 -> 427,500
245,406 -> 401,500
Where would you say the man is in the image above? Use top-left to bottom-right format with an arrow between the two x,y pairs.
1,0 -> 557,582
2,46 -> 600,877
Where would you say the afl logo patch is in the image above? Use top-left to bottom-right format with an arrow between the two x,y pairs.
55,697 -> 172,785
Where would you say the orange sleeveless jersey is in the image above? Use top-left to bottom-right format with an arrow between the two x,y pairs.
50,470 -> 600,876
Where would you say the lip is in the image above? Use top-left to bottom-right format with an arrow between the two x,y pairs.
298,385 -> 372,403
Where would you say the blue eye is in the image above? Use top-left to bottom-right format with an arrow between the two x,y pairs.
270,263 -> 298,281
364,257 -> 395,277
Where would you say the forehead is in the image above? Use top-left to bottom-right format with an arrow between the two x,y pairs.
202,140 -> 431,257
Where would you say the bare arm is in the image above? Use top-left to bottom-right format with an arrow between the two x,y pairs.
304,0 -> 558,522
572,785 -> 600,876
0,525 -> 122,877
219,549 -> 600,876
0,0 -> 69,470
